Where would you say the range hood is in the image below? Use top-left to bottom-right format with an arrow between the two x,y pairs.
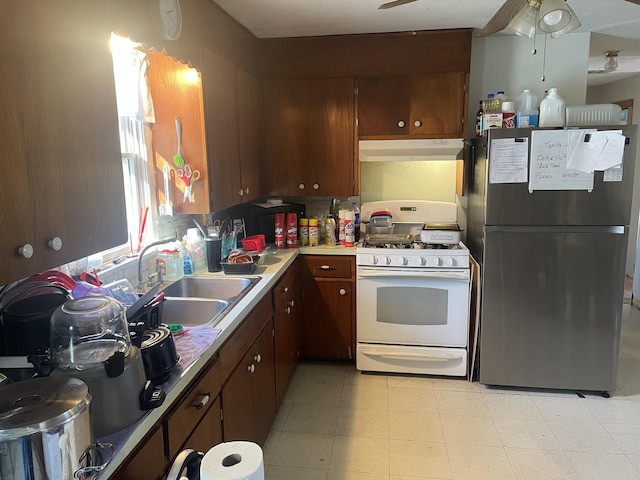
358,139 -> 463,162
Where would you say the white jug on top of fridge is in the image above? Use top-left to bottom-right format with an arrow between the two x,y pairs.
539,87 -> 566,127
515,89 -> 538,128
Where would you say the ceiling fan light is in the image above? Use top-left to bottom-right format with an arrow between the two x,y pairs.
507,0 -> 541,38
550,6 -> 581,37
538,0 -> 572,33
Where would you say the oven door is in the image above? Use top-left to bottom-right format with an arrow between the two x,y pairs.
357,266 -> 470,347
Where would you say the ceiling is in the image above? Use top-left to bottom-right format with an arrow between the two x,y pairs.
213,0 -> 640,87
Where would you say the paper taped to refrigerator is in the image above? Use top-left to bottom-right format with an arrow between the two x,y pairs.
529,130 -> 594,192
567,130 -> 625,173
489,137 -> 528,184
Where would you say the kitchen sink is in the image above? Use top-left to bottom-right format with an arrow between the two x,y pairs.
161,298 -> 230,327
159,276 -> 261,327
161,276 -> 260,301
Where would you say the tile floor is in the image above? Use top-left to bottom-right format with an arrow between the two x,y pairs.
262,304 -> 640,480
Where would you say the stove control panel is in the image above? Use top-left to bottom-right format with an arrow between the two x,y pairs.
357,250 -> 470,269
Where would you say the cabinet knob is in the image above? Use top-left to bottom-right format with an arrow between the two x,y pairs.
244,187 -> 250,194
398,120 -> 406,128
18,244 -> 34,259
414,120 -> 422,127
47,237 -> 63,251
286,306 -> 291,314
254,353 -> 262,363
339,288 -> 347,296
313,183 -> 320,190
282,287 -> 289,293
195,393 -> 210,410
289,300 -> 295,307
237,189 -> 244,196
248,364 -> 255,373
298,183 -> 305,190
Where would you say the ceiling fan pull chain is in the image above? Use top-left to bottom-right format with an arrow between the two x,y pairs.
541,33 -> 548,82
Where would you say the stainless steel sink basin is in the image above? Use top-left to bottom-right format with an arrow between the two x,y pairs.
161,298 -> 229,327
161,276 -> 260,301
159,276 -> 260,327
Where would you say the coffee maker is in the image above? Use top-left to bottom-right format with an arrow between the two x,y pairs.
49,296 -> 165,437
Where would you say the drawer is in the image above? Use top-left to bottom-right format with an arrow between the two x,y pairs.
166,356 -> 221,457
217,294 -> 272,384
273,266 -> 297,308
301,255 -> 354,278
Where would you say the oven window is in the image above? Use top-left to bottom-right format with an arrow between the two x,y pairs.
377,286 -> 447,326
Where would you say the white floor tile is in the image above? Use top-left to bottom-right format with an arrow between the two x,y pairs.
284,404 -> 340,435
271,431 -> 334,469
330,436 -> 390,474
336,407 -> 390,439
532,396 -> 597,423
341,383 -> 389,410
504,448 -> 579,480
446,444 -> 515,480
389,410 -> 444,443
484,392 -> 542,419
493,417 -> 561,450
266,465 -> 329,480
565,452 -> 640,480
435,390 -> 490,416
440,414 -> 501,446
602,422 -> 640,455
295,381 -> 344,407
389,439 -> 451,478
388,386 -> 438,413
547,421 -> 621,453
583,397 -> 640,424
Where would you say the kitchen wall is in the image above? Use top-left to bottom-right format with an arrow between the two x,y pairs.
360,161 -> 458,204
587,74 -> 640,285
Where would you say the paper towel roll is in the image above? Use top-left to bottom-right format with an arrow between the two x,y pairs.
200,441 -> 264,480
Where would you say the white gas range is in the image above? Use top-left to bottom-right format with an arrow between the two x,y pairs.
356,200 -> 471,377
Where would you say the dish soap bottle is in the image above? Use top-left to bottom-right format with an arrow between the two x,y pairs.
539,87 -> 566,127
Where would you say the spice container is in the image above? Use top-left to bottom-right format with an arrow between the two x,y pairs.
299,218 -> 309,246
309,218 -> 319,247
275,213 -> 285,249
325,216 -> 337,246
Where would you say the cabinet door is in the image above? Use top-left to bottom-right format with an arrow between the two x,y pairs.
250,320 -> 276,446
307,78 -> 355,196
288,274 -> 303,374
237,69 -> 262,203
202,49 -> 242,211
263,79 -> 307,196
410,73 -> 466,137
302,278 -> 354,360
115,426 -> 167,480
183,395 -> 223,454
1,0 -> 126,284
357,76 -> 411,137
221,347 -> 254,442
273,291 -> 290,407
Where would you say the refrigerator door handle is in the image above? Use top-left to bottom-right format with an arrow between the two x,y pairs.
485,225 -> 626,234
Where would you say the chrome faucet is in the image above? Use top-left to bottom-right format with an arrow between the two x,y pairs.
137,237 -> 176,292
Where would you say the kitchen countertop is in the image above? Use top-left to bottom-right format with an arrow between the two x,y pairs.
96,247 -> 299,478
96,244 -> 356,477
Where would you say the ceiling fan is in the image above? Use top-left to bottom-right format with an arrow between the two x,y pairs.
378,0 -> 640,37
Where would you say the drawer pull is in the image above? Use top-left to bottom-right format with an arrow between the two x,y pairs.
248,364 -> 255,374
195,393 -> 210,410
254,354 -> 262,363
320,265 -> 333,270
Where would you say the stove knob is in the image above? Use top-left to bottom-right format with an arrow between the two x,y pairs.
443,257 -> 456,267
370,255 -> 378,265
425,256 -> 441,267
407,256 -> 422,266
392,256 -> 407,266
382,255 -> 391,265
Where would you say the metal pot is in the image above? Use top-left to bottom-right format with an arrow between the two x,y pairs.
0,376 -> 112,479
1,288 -> 70,356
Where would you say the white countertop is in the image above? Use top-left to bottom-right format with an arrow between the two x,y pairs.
98,247 -> 299,478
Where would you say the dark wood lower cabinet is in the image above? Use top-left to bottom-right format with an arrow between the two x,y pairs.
114,426 -> 167,480
221,319 -> 276,446
181,395 -> 223,454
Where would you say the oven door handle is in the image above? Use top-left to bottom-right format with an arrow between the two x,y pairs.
360,348 -> 464,361
357,269 -> 470,281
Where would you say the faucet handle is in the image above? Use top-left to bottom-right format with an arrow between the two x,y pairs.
147,272 -> 159,287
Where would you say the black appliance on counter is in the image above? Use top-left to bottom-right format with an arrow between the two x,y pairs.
222,201 -> 306,244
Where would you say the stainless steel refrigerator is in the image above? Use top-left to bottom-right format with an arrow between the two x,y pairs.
466,125 -> 637,393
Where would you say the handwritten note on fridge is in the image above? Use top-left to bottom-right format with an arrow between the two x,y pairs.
528,130 -> 594,192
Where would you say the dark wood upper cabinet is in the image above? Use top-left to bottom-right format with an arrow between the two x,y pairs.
358,72 -> 467,139
0,0 -> 126,285
263,78 -> 355,197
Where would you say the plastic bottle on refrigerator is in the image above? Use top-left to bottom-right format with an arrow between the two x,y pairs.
502,101 -> 516,128
539,87 -> 566,127
495,91 -> 511,112
475,100 -> 484,136
515,89 -> 539,128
